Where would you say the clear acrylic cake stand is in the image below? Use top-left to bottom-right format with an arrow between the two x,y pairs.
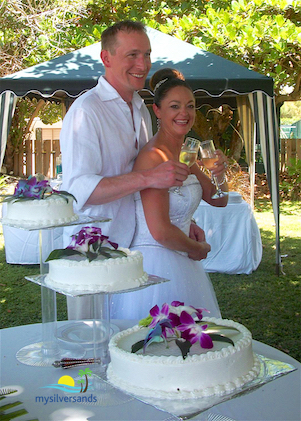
23,271 -> 169,370
1,216 -> 111,367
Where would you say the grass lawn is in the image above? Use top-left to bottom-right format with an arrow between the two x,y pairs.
0,199 -> 300,362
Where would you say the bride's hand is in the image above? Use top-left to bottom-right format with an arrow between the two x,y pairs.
188,241 -> 211,261
189,222 -> 206,242
209,150 -> 228,177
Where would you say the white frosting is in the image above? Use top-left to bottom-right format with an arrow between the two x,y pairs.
2,195 -> 78,227
107,317 -> 261,399
45,248 -> 149,293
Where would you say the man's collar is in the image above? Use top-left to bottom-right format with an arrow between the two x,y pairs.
97,76 -> 144,109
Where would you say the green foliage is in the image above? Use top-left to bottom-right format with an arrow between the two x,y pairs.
279,159 -> 301,200
280,101 -> 301,125
0,0 -> 93,76
149,0 -> 301,103
39,102 -> 62,125
9,98 -> 37,151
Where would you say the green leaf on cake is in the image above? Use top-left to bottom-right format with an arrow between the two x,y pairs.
98,247 -> 127,259
52,190 -> 77,202
45,248 -> 83,262
86,250 -> 100,262
175,339 -> 192,359
208,333 -> 234,346
139,315 -> 153,327
196,321 -> 239,333
131,340 -> 145,353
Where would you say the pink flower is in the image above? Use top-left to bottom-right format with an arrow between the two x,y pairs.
177,311 -> 213,349
67,226 -> 118,253
149,303 -> 170,328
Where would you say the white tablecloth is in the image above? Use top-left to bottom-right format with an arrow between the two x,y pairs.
193,195 -> 262,274
0,320 -> 300,421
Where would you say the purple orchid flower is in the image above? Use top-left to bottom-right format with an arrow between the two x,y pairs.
149,303 -> 177,337
149,303 -> 170,328
171,301 -> 184,307
14,176 -> 52,199
177,311 -> 213,349
67,226 -> 119,254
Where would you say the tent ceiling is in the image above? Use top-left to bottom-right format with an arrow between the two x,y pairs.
0,27 -> 274,100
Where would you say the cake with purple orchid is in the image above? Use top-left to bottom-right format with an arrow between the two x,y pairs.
45,226 -> 148,293
107,301 -> 260,399
2,175 -> 78,228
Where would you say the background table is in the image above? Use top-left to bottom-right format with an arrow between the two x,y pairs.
0,320 -> 300,421
193,195 -> 262,274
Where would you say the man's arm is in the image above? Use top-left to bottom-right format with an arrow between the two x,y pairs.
86,160 -> 190,205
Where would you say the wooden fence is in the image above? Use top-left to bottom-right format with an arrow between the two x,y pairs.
280,138 -> 301,171
13,128 -> 61,178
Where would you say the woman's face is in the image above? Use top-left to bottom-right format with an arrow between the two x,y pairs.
154,86 -> 195,137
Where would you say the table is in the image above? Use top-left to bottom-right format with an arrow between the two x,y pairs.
193,194 -> 262,274
0,321 -> 300,421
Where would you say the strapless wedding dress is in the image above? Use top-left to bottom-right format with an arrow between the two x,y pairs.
111,175 -> 221,320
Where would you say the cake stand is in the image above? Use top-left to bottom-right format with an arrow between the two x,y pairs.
25,273 -> 170,369
1,215 -> 110,367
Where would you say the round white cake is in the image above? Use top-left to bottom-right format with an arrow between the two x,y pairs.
107,317 -> 260,399
45,248 -> 149,293
2,195 -> 78,228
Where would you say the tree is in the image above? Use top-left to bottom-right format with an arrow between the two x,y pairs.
146,0 -> 301,105
0,0 -> 95,77
78,368 -> 92,393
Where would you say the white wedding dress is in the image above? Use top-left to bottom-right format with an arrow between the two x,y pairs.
111,174 -> 221,320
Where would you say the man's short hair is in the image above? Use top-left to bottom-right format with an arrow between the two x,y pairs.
101,20 -> 147,53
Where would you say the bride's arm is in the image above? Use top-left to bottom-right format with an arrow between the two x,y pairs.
134,148 -> 210,261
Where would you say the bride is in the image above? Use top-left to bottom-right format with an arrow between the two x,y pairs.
111,69 -> 228,320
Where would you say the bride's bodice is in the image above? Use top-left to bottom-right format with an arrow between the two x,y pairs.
131,174 -> 202,248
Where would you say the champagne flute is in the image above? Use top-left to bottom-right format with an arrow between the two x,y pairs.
172,137 -> 200,195
199,140 -> 228,199
179,137 -> 200,167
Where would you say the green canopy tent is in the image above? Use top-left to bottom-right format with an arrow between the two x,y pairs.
0,27 -> 280,273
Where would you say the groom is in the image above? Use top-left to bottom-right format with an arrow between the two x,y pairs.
60,20 -> 208,319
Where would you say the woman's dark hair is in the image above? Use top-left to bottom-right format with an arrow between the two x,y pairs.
101,21 -> 146,53
150,68 -> 193,107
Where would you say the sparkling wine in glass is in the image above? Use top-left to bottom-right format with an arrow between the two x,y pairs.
200,140 -> 228,199
172,137 -> 200,196
179,137 -> 200,168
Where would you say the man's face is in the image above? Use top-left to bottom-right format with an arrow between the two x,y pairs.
101,30 -> 151,102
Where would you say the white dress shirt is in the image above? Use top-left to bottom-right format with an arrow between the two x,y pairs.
60,76 -> 153,248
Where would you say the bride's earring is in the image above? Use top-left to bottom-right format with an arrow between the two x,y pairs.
157,118 -> 161,130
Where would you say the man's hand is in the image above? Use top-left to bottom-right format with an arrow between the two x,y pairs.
144,160 -> 190,189
189,222 -> 206,242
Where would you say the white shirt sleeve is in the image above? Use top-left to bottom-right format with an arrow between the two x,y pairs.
60,106 -> 104,211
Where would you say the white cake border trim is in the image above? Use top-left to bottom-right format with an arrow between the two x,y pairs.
1,213 -> 78,228
44,272 -> 149,293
